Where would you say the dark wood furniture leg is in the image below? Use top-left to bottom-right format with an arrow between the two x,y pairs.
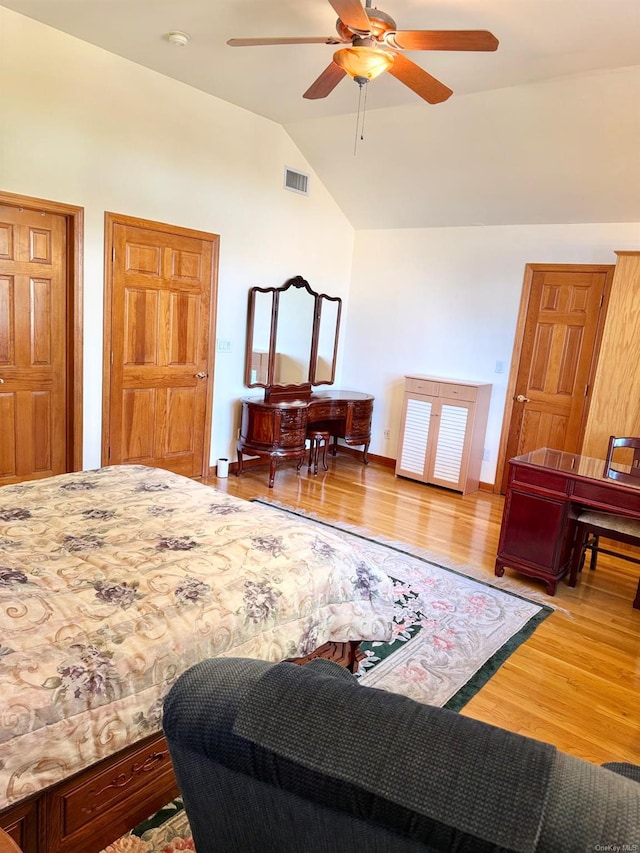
307,429 -> 330,475
287,640 -> 364,673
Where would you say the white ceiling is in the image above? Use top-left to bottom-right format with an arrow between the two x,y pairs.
3,0 -> 640,228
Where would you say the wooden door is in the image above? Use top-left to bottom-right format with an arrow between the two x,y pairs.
497,264 -> 614,493
103,214 -> 218,479
0,204 -> 67,483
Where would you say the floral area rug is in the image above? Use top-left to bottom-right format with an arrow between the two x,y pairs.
101,504 -> 552,852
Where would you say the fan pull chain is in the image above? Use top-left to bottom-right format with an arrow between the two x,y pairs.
353,78 -> 368,156
361,79 -> 369,140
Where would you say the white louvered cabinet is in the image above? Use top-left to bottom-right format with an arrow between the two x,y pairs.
395,376 -> 492,495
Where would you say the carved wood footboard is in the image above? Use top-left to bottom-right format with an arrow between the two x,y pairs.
0,641 -> 362,853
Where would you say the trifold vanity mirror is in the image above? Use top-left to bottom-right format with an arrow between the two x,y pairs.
245,275 -> 341,400
239,274 -> 372,488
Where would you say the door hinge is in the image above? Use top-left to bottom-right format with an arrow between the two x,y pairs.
585,383 -> 589,396
112,246 -> 115,263
599,293 -> 604,307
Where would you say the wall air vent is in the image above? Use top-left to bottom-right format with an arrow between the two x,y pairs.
284,167 -> 309,196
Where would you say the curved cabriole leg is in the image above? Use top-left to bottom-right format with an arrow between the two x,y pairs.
494,563 -> 505,577
363,442 -> 370,465
236,448 -> 243,476
268,457 -> 277,488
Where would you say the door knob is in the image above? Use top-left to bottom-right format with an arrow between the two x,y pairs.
195,371 -> 208,379
515,394 -> 530,403
0,378 -> 4,383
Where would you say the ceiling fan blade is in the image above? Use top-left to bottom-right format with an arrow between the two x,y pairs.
387,53 -> 453,104
391,30 -> 499,52
327,0 -> 371,33
227,36 -> 342,47
303,62 -> 347,99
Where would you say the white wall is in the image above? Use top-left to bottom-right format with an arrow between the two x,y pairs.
345,223 -> 640,483
0,8 -> 354,469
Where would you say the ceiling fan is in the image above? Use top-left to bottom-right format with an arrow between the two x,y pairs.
227,0 -> 499,104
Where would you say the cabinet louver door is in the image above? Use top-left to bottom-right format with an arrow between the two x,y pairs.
432,403 -> 469,486
398,397 -> 432,475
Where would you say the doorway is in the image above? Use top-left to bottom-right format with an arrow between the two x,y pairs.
102,213 -> 219,479
495,263 -> 614,493
0,191 -> 83,485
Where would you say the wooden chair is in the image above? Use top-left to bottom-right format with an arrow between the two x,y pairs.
570,436 -> 640,604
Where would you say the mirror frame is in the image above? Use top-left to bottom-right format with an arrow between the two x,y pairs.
244,275 -> 342,400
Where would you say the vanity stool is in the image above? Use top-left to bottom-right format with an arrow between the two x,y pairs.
306,428 -> 330,475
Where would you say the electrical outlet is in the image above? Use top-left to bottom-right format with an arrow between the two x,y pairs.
383,428 -> 390,440
495,360 -> 504,374
482,448 -> 490,461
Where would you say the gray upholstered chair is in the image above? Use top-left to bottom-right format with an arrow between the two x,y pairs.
163,657 -> 640,853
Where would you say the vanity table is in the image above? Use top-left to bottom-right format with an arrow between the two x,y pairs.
237,390 -> 374,487
236,275 -> 373,487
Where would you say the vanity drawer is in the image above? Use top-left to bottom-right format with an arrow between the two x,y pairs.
278,429 -> 306,448
309,404 -> 336,421
349,419 -> 372,439
279,409 -> 306,429
352,401 -> 373,418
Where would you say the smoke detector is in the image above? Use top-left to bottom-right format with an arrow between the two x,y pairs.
166,31 -> 190,47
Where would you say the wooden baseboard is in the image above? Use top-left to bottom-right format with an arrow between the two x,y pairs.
210,452 -> 496,492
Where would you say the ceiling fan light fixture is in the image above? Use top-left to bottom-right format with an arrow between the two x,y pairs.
333,45 -> 394,81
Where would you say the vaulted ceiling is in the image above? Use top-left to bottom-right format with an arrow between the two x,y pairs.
4,0 -> 640,228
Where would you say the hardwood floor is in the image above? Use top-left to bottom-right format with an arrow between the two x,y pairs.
213,453 -> 640,767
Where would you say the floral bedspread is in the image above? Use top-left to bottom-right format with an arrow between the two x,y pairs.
0,465 -> 394,810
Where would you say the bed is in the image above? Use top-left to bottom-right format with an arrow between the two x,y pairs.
0,465 -> 394,852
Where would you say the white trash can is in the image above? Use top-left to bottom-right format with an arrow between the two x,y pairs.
217,458 -> 229,478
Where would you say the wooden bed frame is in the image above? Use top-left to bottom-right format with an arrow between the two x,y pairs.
0,641 -> 363,853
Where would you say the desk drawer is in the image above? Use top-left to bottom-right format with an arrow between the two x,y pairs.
572,480 -> 640,517
511,465 -> 570,496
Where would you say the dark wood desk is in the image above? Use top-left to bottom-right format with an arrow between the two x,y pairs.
495,447 -> 640,594
237,390 -> 374,487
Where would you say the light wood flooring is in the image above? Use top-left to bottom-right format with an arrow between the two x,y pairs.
212,453 -> 640,768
